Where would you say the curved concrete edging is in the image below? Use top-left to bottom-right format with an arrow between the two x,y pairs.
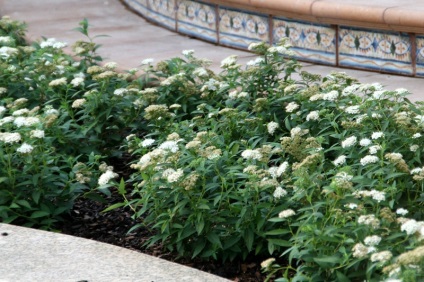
122,0 -> 424,77
0,223 -> 230,282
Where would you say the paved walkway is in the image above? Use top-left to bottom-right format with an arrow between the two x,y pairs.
1,0 -> 423,101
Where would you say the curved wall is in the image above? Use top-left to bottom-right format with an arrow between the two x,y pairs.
122,0 -> 424,77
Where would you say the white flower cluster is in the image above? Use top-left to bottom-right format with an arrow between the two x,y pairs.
141,138 -> 155,147
182,49 -> 194,56
267,121 -> 279,135
193,67 -> 208,77
368,145 -> 381,154
13,116 -> 40,128
141,58 -> 154,65
285,102 -> 299,113
246,57 -> 264,67
0,132 -> 21,143
371,132 -> 384,139
16,143 -> 34,154
268,162 -> 289,178
158,140 -> 179,153
49,77 -> 67,87
370,250 -> 392,263
162,168 -> 184,183
220,55 -> 238,68
345,105 -> 360,114
322,90 -> 339,101
114,88 -> 128,96
30,130 -> 45,139
241,149 -> 262,160
72,98 -> 86,108
400,219 -> 424,236
396,208 -> 408,216
273,186 -> 287,199
278,209 -> 295,219
360,155 -> 379,166
352,243 -> 374,258
306,111 -> 319,121
333,155 -> 347,166
98,169 -> 118,186
341,136 -> 357,148
40,38 -> 67,49
359,138 -> 372,147
353,189 -> 386,202
364,235 -> 381,246
358,214 -> 380,228
70,77 -> 84,87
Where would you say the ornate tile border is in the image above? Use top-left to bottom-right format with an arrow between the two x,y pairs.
125,0 -> 176,30
416,35 -> 424,77
218,7 -> 269,49
273,17 -> 336,65
177,0 -> 218,43
338,27 -> 413,75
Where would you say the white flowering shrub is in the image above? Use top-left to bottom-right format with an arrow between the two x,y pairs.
119,41 -> 424,281
2,16 -> 424,281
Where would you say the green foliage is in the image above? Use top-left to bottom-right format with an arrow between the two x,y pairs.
2,16 -> 424,281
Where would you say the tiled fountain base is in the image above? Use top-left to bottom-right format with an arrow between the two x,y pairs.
123,0 -> 424,77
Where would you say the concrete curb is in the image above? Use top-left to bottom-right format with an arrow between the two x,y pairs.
0,223 -> 231,282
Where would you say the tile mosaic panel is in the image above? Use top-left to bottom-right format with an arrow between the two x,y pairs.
218,7 -> 269,49
177,0 -> 217,43
416,35 -> 424,77
273,17 -> 336,65
339,27 -> 413,75
125,0 -> 176,30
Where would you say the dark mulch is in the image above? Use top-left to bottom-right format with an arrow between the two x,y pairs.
60,188 -> 271,281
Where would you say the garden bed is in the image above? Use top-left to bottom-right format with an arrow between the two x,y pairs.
1,16 -> 424,282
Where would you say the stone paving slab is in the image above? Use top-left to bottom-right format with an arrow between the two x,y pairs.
0,223 -> 230,282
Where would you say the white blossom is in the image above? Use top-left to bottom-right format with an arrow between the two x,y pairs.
141,138 -> 155,147
16,143 -> 33,154
369,145 -> 382,155
278,209 -> 295,219
0,132 -> 21,143
341,136 -> 357,148
30,130 -> 45,139
114,88 -> 128,96
333,155 -> 347,166
267,122 -> 279,135
70,77 -> 84,87
72,98 -> 86,108
360,155 -> 379,166
412,133 -> 421,138
364,235 -> 381,246
273,187 -> 287,199
98,170 -> 118,185
370,250 -> 392,263
306,111 -> 319,121
359,138 -> 372,147
220,55 -> 238,68
141,58 -> 154,65
396,208 -> 408,216
410,144 -> 419,152
371,132 -> 384,139
285,102 -> 299,113
241,149 -> 262,160
322,90 -> 339,101
159,140 -> 179,153
345,105 -> 360,114
401,219 -> 419,235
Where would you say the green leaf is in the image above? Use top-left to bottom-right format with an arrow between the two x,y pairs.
192,239 -> 206,258
31,191 -> 41,204
16,200 -> 31,209
313,255 -> 340,268
102,202 -> 126,213
207,232 -> 222,248
118,178 -> 126,195
336,271 -> 350,282
244,229 -> 254,251
265,229 -> 291,236
196,220 -> 205,235
30,211 -> 51,218
267,239 -> 291,247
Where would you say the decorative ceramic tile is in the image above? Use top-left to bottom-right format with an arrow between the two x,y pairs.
177,0 -> 217,43
273,17 -> 336,65
416,35 -> 424,77
339,27 -> 413,75
125,0 -> 176,30
218,7 -> 269,49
